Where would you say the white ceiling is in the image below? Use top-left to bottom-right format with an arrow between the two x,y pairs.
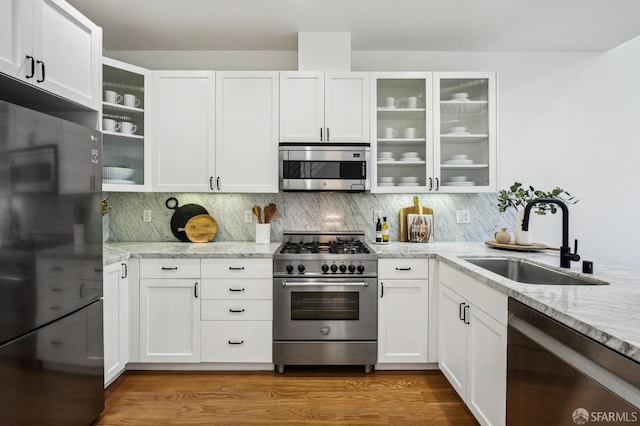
67,0 -> 640,52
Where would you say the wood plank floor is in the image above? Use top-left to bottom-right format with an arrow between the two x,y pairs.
95,367 -> 478,425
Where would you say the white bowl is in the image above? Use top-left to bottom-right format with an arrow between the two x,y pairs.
402,151 -> 419,158
104,166 -> 134,180
378,151 -> 393,158
449,175 -> 467,182
452,92 -> 469,100
450,126 -> 467,134
379,176 -> 394,183
400,176 -> 419,183
450,154 -> 469,161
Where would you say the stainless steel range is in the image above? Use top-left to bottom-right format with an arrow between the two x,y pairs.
273,231 -> 378,374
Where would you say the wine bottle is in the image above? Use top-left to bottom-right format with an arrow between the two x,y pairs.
375,217 -> 382,243
382,216 -> 389,243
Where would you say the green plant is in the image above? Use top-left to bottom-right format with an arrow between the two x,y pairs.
498,182 -> 577,215
102,197 -> 109,216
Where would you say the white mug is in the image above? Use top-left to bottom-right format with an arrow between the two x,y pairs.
404,127 -> 418,139
123,94 -> 140,108
104,90 -> 122,104
385,97 -> 398,108
120,122 -> 137,134
103,118 -> 120,132
383,127 -> 398,139
407,97 -> 421,108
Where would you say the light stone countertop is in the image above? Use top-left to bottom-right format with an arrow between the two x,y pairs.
103,240 -> 640,363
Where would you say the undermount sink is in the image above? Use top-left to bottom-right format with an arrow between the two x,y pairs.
460,257 -> 609,286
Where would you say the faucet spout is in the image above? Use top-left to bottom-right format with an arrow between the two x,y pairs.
521,198 -> 580,268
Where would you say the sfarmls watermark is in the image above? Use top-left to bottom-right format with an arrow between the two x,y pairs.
572,408 -> 638,424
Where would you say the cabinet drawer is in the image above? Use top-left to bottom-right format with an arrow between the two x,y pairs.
201,279 -> 272,300
378,259 -> 429,279
201,321 -> 272,363
201,258 -> 272,279
140,259 -> 200,278
201,300 -> 272,321
81,259 -> 103,280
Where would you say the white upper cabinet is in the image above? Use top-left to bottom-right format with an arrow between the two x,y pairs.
434,72 -> 496,192
215,71 -> 279,193
152,71 -> 216,192
0,0 -> 102,110
102,58 -> 152,192
280,71 -> 369,143
371,72 -> 496,193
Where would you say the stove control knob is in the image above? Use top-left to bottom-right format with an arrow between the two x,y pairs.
357,265 -> 365,274
348,264 -> 356,273
339,264 -> 347,273
286,264 -> 294,274
330,264 -> 338,273
297,264 -> 305,273
321,264 -> 329,274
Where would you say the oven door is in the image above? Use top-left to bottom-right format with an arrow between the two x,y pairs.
273,277 -> 377,341
279,145 -> 370,191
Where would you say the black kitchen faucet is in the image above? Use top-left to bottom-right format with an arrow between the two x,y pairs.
522,198 -> 581,268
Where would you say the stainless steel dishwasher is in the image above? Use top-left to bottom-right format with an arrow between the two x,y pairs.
507,298 -> 640,425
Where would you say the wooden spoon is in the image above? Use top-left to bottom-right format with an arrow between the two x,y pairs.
267,203 -> 277,223
252,205 -> 262,223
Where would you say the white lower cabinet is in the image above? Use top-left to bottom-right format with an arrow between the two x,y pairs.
139,259 -> 201,363
103,261 -> 128,386
200,258 -> 273,364
377,259 -> 429,365
438,262 -> 507,426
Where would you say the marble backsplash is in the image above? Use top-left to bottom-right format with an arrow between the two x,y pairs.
105,191 -> 514,243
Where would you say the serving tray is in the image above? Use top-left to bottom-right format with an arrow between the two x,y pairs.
484,240 -> 548,252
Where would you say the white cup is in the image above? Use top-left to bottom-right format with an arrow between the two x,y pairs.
407,97 -> 421,108
385,97 -> 398,108
383,127 -> 398,139
123,94 -> 140,108
104,90 -> 122,104
120,122 -> 137,134
452,92 -> 469,101
404,127 -> 418,139
256,223 -> 270,244
103,118 -> 120,132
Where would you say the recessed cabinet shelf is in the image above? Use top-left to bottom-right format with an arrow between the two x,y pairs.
103,130 -> 144,140
378,138 -> 426,143
440,134 -> 489,143
377,107 -> 426,112
102,101 -> 144,114
440,164 -> 489,169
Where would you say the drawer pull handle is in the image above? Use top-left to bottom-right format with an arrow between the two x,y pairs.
395,267 -> 412,271
51,306 -> 61,310
51,266 -> 63,271
50,340 -> 62,345
228,340 -> 244,345
229,288 -> 245,292
161,267 -> 178,270
229,308 -> 245,313
229,267 -> 245,270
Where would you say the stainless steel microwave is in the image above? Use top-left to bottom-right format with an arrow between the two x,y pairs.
279,145 -> 370,191
8,145 -> 58,193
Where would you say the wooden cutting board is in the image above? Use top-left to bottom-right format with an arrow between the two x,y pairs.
178,214 -> 218,243
399,196 -> 434,242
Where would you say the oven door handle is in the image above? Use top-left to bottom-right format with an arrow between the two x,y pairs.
281,281 -> 369,287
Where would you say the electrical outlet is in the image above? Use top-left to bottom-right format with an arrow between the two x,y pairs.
456,210 -> 470,224
143,210 -> 151,222
373,210 -> 382,222
244,210 -> 253,223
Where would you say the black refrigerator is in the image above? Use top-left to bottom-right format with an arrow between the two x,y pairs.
0,100 -> 104,425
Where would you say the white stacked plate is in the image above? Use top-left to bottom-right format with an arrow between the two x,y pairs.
447,181 -> 475,186
401,152 -> 421,161
444,159 -> 474,165
378,183 -> 396,187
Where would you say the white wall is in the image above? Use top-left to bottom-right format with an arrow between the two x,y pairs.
108,36 -> 640,266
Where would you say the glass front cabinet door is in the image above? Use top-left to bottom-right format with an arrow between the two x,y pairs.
370,73 -> 434,193
434,72 -> 496,192
371,72 -> 496,193
102,57 -> 151,191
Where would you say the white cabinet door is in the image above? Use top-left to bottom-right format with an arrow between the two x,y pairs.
325,72 -> 369,142
103,262 -> 128,386
152,71 -> 215,192
279,71 -> 369,143
0,0 -> 101,110
279,71 -> 324,142
0,0 -> 31,78
438,283 -> 468,399
139,278 -> 200,362
467,305 -> 507,426
377,279 -> 429,363
215,71 -> 279,193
